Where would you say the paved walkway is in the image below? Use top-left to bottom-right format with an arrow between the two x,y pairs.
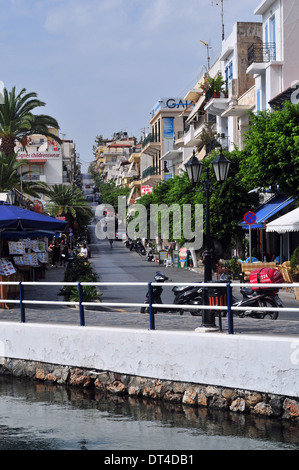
0,248 -> 299,336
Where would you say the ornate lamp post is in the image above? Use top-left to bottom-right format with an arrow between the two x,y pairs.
185,148 -> 230,328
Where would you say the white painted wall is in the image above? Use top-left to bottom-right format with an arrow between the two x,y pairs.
0,322 -> 298,397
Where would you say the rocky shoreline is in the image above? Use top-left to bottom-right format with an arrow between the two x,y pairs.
0,358 -> 298,421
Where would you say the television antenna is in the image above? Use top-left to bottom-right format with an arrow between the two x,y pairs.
199,40 -> 212,70
211,0 -> 229,41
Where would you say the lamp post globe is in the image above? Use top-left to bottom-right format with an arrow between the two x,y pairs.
185,150 -> 203,185
212,148 -> 231,183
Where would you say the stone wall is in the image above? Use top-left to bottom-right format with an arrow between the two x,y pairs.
1,358 -> 298,421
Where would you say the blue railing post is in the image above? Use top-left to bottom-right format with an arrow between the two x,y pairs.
227,282 -> 233,334
19,282 -> 25,323
148,282 -> 155,330
78,282 -> 85,326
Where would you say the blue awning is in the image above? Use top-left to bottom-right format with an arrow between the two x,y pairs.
240,194 -> 295,230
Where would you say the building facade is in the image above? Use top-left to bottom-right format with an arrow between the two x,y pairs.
247,0 -> 299,112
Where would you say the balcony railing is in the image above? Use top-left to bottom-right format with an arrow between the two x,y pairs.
142,166 -> 160,179
248,43 -> 276,66
142,133 -> 160,148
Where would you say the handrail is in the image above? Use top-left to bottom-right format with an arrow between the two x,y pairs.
0,280 -> 298,334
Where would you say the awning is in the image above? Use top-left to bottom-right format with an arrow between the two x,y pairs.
269,86 -> 298,110
186,95 -> 206,123
266,207 -> 299,233
240,194 -> 295,230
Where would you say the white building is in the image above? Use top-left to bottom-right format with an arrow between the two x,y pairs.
247,0 -> 299,112
205,22 -> 263,151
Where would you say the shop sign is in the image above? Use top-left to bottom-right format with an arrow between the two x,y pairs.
16,152 -> 60,160
141,185 -> 153,195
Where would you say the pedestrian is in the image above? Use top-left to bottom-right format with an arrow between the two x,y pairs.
52,241 -> 60,268
80,243 -> 88,260
61,241 -> 70,266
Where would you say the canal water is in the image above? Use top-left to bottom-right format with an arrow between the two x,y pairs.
0,376 -> 298,451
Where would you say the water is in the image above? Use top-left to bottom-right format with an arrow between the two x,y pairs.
0,376 -> 298,451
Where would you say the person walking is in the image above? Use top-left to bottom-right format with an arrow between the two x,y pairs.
52,240 -> 60,268
80,243 -> 88,259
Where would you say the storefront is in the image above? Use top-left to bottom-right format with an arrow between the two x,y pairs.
0,203 -> 67,308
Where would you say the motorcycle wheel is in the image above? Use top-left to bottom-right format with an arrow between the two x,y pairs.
140,305 -> 149,314
140,303 -> 157,314
256,298 -> 279,320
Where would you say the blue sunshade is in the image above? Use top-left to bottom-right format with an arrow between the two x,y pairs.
0,203 -> 67,231
240,194 -> 294,229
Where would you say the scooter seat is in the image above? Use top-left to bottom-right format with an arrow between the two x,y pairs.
172,285 -> 193,293
240,287 -> 254,296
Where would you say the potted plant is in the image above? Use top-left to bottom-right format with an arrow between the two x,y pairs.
206,74 -> 225,97
290,247 -> 299,281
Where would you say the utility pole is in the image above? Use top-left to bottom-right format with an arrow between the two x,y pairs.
211,0 -> 228,41
200,40 -> 211,70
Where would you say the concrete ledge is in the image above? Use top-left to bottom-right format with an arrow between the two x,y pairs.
0,321 -> 298,397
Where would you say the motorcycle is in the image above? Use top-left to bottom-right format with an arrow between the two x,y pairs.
135,240 -> 146,256
219,273 -> 283,319
140,271 -> 203,316
147,247 -> 154,262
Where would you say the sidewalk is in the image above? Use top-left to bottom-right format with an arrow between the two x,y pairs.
0,260 -> 299,336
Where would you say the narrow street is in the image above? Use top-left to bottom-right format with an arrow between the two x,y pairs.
88,222 -> 204,308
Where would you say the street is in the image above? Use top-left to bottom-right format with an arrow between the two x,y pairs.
0,192 -> 299,335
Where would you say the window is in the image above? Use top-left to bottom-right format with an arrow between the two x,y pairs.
225,66 -> 229,90
257,89 -> 261,112
229,61 -> 233,79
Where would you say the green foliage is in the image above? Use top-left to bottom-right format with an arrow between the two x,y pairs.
60,256 -> 101,301
0,86 -> 61,157
136,155 -> 257,252
91,169 -> 130,208
207,149 -> 259,249
0,152 -> 47,197
241,101 -> 299,197
43,184 -> 93,232
290,247 -> 299,276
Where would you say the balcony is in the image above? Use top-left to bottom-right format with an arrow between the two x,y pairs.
141,133 -> 161,156
247,43 -> 281,74
142,133 -> 160,147
184,124 -> 200,147
248,43 -> 276,65
141,166 -> 161,186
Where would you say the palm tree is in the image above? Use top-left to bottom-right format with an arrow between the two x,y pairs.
0,87 -> 61,157
44,184 -> 93,233
0,151 -> 44,197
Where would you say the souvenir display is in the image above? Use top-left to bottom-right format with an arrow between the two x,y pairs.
0,258 -> 16,276
8,241 -> 25,255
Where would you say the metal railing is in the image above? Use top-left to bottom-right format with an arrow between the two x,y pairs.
1,280 -> 298,334
142,166 -> 160,179
248,43 -> 276,66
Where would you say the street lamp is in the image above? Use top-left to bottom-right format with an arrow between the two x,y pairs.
185,148 -> 230,328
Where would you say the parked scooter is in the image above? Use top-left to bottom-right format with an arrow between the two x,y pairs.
147,246 -> 154,262
140,271 -> 203,316
219,273 -> 283,319
135,240 -> 146,256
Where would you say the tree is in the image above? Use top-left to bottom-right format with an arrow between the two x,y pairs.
0,151 -> 44,197
43,184 -> 93,233
0,87 -> 61,157
241,101 -> 299,197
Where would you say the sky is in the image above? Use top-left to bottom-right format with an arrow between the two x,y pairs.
0,0 -> 262,171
